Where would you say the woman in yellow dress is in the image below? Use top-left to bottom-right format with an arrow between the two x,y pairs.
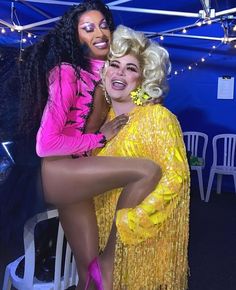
91,25 -> 190,290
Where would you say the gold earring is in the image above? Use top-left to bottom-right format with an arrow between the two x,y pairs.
104,90 -> 111,105
99,82 -> 111,105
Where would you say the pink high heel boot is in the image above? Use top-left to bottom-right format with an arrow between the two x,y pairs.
84,257 -> 104,290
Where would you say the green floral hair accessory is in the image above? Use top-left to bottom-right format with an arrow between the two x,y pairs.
130,86 -> 150,106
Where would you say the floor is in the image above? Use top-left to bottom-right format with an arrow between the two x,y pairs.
1,179 -> 236,290
188,188 -> 236,290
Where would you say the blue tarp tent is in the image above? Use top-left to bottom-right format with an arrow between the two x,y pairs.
1,0 -> 236,190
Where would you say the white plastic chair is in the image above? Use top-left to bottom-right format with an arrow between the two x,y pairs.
183,131 -> 208,200
205,134 -> 236,202
3,209 -> 78,290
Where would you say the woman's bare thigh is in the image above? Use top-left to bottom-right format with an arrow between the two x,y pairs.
42,156 -> 156,205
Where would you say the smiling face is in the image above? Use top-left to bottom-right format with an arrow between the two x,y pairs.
104,54 -> 142,104
78,10 -> 111,60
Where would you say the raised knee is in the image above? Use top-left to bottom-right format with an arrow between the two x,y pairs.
143,160 -> 162,185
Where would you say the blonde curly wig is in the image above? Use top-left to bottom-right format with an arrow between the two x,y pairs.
103,25 -> 171,104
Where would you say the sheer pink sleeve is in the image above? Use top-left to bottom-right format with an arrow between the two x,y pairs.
36,64 -> 105,157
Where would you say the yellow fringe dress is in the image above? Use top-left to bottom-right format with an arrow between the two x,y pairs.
94,104 -> 190,290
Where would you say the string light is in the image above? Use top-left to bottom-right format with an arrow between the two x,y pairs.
0,25 -> 38,60
0,26 -> 38,47
0,3 -> 38,58
168,42 -> 225,78
155,16 -> 236,78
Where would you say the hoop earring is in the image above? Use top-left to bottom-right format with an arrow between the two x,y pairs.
104,90 -> 111,105
98,82 -> 111,105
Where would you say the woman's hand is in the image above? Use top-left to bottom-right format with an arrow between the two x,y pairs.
100,114 -> 129,141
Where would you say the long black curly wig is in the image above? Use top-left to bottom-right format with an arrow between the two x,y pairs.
19,0 -> 114,136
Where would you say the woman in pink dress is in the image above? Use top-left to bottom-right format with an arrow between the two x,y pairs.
19,1 -> 161,289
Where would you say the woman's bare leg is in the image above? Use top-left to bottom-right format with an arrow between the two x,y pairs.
100,182 -> 154,290
42,156 -> 160,204
58,201 -> 98,290
42,156 -> 161,289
